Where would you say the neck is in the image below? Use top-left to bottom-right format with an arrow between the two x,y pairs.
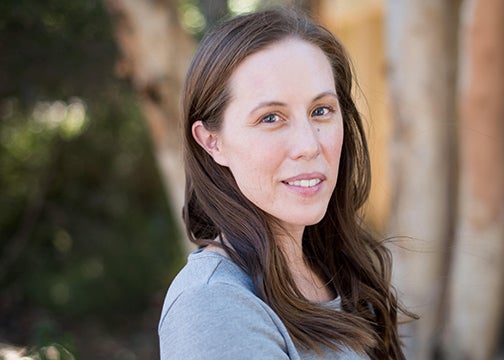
209,229 -> 335,302
276,228 -> 335,303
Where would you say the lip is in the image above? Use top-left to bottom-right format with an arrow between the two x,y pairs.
282,172 -> 326,183
281,172 -> 326,196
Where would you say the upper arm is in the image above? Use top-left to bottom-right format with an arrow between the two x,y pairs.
159,283 -> 291,360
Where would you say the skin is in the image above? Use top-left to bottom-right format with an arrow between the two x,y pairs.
193,38 -> 344,302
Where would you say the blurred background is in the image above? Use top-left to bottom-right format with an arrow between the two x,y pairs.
0,0 -> 502,359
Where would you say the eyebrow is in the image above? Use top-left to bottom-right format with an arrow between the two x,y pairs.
313,91 -> 338,102
249,91 -> 338,115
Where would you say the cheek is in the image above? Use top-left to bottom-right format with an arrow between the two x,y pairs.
225,132 -> 282,172
323,127 -> 344,163
225,141 -> 281,200
229,149 -> 276,186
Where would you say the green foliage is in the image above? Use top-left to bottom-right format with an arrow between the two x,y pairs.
1,94 -> 183,317
0,0 -> 184,350
1,91 -> 184,323
0,0 -> 116,100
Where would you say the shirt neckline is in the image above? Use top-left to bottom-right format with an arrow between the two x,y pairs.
189,247 -> 341,307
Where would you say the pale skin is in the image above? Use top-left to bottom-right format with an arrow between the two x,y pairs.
193,38 -> 344,303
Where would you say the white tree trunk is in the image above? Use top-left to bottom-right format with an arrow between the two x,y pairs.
104,0 -> 196,253
385,1 -> 459,358
442,0 -> 504,358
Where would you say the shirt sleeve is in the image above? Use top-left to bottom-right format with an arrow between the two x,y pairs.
159,282 -> 291,360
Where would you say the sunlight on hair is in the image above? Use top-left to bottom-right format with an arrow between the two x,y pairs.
228,0 -> 260,15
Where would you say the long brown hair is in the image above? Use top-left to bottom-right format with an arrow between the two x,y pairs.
182,8 -> 410,359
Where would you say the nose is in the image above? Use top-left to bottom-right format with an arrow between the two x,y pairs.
289,118 -> 321,160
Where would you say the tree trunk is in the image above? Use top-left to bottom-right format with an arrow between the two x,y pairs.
103,0 -> 196,252
385,1 -> 460,358
318,0 -> 391,232
442,0 -> 504,358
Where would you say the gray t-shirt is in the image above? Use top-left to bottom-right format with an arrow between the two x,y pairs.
159,249 -> 368,360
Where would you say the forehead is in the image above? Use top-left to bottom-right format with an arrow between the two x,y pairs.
227,38 -> 335,101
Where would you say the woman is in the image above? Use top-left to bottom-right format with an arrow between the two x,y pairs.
159,7 -> 412,360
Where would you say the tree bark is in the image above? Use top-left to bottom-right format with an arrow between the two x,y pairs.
385,1 -> 460,358
104,0 -> 196,252
318,0 -> 391,232
442,0 -> 504,358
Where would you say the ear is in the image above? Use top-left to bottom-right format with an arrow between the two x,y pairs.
192,121 -> 229,167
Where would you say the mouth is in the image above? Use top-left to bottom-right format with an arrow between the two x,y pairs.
282,173 -> 326,189
284,179 -> 322,187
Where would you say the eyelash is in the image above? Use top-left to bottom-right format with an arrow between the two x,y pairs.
259,105 -> 335,124
311,105 -> 335,117
261,113 -> 281,124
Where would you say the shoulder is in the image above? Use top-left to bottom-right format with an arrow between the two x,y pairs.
160,249 -> 254,314
158,251 -> 293,360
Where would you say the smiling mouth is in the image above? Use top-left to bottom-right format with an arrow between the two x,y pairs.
285,179 -> 322,187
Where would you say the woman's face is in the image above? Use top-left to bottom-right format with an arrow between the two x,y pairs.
198,38 -> 343,238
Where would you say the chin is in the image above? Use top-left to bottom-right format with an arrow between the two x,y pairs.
295,213 -> 327,227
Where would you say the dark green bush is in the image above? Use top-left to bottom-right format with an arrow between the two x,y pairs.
0,0 -> 184,350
